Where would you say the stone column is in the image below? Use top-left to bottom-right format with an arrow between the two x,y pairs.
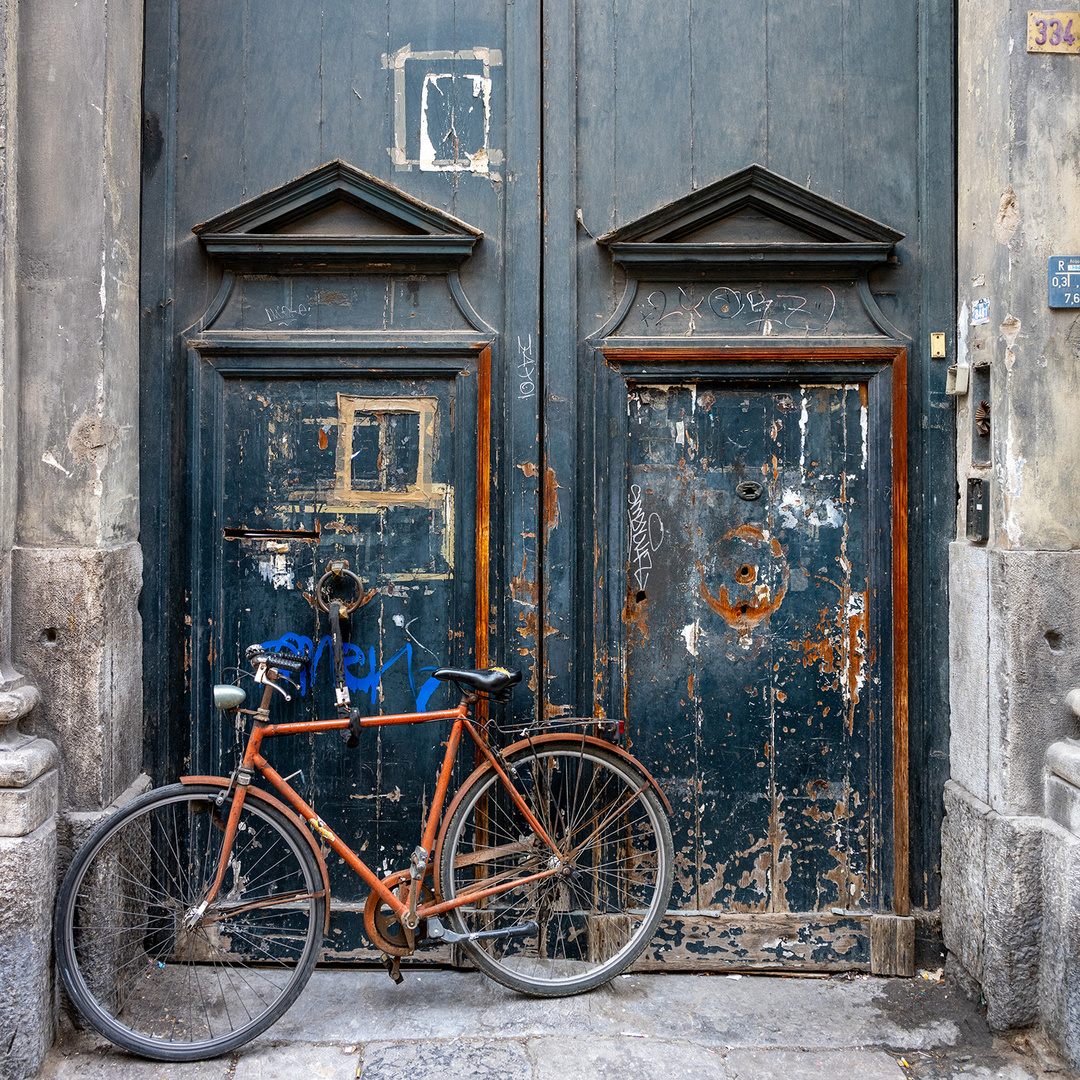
11,0 -> 145,818
0,0 -> 143,1075
0,2 -> 57,1076
0,718 -> 57,1080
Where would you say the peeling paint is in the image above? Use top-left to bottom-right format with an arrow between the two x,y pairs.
993,184 -> 1020,244
681,620 -> 702,656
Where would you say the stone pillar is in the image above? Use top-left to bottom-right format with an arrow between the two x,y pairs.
0,728 -> 57,1079
0,1 -> 57,1076
0,2 -> 57,1076
10,0 -> 145,806
0,0 -> 143,1075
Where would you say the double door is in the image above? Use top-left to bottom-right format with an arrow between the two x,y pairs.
141,0 -> 948,966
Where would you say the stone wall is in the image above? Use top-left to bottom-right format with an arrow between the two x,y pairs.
0,1 -> 143,1077
945,0 -> 1080,1063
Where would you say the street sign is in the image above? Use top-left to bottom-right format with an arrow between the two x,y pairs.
1048,256 -> 1080,306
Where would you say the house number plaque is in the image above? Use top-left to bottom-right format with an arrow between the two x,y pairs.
1028,12 -> 1080,52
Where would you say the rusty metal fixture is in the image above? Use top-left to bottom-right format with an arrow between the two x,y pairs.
975,399 -> 991,437
313,560 -> 373,614
364,872 -> 435,957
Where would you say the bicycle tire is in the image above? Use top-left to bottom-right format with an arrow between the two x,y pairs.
438,739 -> 674,995
54,783 -> 326,1061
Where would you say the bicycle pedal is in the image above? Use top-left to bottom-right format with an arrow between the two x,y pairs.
382,953 -> 404,985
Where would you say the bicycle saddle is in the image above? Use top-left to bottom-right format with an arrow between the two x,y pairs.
433,666 -> 522,696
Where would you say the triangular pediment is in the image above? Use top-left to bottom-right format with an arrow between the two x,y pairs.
193,160 -> 482,272
598,164 -> 902,275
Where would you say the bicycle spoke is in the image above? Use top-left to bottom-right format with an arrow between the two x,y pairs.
441,742 -> 673,995
56,785 -> 324,1060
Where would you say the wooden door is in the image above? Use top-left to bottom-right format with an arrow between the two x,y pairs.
141,0 -> 953,964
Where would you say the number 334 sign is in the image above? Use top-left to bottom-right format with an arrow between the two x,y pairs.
1028,11 -> 1080,52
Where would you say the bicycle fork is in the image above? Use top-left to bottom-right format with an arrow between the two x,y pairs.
191,675 -> 281,923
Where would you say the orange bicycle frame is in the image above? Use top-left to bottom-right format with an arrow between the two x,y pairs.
200,672 -> 562,926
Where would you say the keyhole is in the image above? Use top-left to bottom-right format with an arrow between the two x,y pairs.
734,564 -> 756,584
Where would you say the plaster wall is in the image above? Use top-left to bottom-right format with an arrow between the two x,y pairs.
947,0 -> 1080,1062
956,3 -> 1080,548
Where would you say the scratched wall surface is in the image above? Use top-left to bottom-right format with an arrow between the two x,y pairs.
623,384 -> 875,916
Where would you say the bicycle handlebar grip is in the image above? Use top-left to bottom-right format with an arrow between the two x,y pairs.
244,645 -> 307,674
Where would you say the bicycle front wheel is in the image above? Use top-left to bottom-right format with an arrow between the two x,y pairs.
54,784 -> 326,1061
439,739 -> 674,995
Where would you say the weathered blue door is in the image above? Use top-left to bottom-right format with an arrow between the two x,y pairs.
142,0 -> 953,968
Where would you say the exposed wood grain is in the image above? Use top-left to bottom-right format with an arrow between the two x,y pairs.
870,913 -> 915,976
892,348 -> 911,916
639,913 -> 872,971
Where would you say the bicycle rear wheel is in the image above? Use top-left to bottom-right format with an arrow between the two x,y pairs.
54,783 -> 325,1061
438,739 -> 674,995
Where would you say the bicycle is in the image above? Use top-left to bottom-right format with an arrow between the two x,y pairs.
53,565 -> 675,1062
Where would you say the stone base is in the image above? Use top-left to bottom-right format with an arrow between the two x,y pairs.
943,779 -> 1080,1064
0,817 -> 57,1080
11,542 -> 143,811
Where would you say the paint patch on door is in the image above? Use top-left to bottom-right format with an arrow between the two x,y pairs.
258,542 -> 295,590
383,45 -> 504,175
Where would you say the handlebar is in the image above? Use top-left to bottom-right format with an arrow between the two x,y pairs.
244,644 -> 308,674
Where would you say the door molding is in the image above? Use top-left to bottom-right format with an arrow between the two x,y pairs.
598,345 -> 909,920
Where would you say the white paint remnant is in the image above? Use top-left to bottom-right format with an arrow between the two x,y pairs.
957,300 -> 969,369
392,614 -> 405,627
1001,315 -> 1021,372
681,620 -> 702,656
258,552 -> 295,590
999,420 -> 1026,545
674,420 -> 686,446
778,489 -> 843,530
861,400 -> 869,470
419,73 -> 492,172
799,391 -> 810,479
41,451 -> 71,476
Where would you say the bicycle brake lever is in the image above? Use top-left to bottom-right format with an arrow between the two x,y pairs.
254,665 -> 292,701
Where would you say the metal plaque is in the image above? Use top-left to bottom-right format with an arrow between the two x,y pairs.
1028,12 -> 1080,52
1049,257 -> 1080,307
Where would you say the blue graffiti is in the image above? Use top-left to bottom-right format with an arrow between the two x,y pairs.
260,632 -> 442,712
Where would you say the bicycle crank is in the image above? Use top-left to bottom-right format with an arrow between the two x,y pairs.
425,916 -> 539,945
364,874 -> 435,957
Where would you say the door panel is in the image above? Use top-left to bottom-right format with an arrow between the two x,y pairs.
624,383 -> 874,915
190,355 -> 480,934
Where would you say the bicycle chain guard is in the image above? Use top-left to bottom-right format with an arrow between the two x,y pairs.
363,872 -> 435,957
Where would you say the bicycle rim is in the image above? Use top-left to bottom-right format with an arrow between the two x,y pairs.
54,784 -> 325,1061
439,742 -> 673,995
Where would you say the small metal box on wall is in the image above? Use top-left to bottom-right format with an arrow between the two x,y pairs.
584,166 -> 914,973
